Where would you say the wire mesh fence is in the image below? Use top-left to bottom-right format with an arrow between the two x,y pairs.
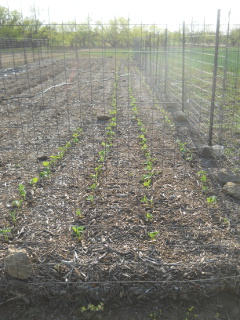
0,17 -> 240,306
134,18 -> 240,172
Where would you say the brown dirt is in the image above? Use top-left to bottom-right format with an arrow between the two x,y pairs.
0,54 -> 240,319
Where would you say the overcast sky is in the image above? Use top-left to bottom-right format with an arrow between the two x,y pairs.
2,0 -> 240,27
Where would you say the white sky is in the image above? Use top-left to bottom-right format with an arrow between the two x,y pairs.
2,0 -> 240,27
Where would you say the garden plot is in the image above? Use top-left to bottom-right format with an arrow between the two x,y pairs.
0,56 -> 239,303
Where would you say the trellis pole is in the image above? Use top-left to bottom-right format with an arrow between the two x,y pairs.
208,9 -> 221,146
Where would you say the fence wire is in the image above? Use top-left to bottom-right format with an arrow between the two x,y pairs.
0,20 -> 240,304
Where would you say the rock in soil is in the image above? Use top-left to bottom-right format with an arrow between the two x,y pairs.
222,182 -> 240,200
218,168 -> 240,184
4,246 -> 32,280
97,115 -> 111,121
200,145 -> 215,158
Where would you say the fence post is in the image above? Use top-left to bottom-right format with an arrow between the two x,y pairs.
182,21 -> 186,112
164,26 -> 168,99
208,9 -> 221,146
219,11 -> 231,143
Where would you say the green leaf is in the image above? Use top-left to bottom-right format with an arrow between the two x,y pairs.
207,195 -> 217,203
146,212 -> 153,220
148,231 -> 159,239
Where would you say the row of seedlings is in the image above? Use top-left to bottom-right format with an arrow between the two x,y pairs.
72,65 -> 120,241
128,80 -> 161,241
1,127 -> 83,241
135,65 -> 220,210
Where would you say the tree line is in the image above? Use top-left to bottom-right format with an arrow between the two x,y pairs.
1,6 -> 240,48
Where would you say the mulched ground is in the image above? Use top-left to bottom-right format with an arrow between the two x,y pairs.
0,53 -> 240,318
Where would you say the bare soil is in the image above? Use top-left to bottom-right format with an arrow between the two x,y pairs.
0,54 -> 240,319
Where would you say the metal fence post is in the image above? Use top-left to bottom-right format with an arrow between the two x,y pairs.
219,11 -> 231,143
182,21 -> 186,112
208,9 -> 221,146
164,26 -> 168,99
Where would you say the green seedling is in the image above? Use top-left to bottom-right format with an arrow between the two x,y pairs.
102,142 -> 112,151
72,132 -> 80,143
98,150 -> 106,162
132,106 -> 138,114
145,160 -> 154,171
90,183 -> 97,190
8,210 -> 17,224
59,141 -> 72,151
49,155 -> 59,165
76,127 -> 82,133
197,170 -> 207,183
109,110 -> 117,115
207,195 -> 217,204
81,302 -> 104,313
177,140 -> 187,152
72,225 -> 85,240
146,212 -> 153,221
223,217 -> 230,228
91,173 -> 98,182
143,179 -> 152,187
148,231 -> 159,240
76,208 -> 83,218
109,120 -> 116,127
95,165 -> 102,173
30,177 -> 39,185
140,127 -> 147,133
50,152 -> 64,163
106,130 -> 115,137
40,168 -> 51,178
42,161 -> 50,167
197,170 -> 209,193
0,228 -> 11,241
141,195 -> 149,204
18,184 -> 26,200
141,174 -> 154,181
139,134 -> 147,145
86,195 -> 94,203
177,139 -> 193,161
12,199 -> 23,209
58,151 -> 65,158
164,115 -> 171,124
202,185 -> 209,193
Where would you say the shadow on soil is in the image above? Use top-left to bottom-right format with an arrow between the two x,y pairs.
0,292 -> 240,319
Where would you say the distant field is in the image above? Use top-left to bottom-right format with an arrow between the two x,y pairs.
0,47 -> 133,69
